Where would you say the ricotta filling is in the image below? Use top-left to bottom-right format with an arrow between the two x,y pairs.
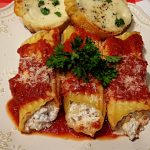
115,112 -> 150,140
25,102 -> 59,132
77,0 -> 131,32
23,0 -> 69,27
67,102 -> 101,132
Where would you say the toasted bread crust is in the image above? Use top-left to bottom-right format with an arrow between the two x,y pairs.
65,0 -> 114,39
64,0 -> 132,39
23,18 -> 70,33
14,0 -> 24,16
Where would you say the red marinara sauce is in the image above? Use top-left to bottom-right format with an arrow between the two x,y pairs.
105,56 -> 150,101
104,33 -> 150,101
63,27 -> 100,53
40,109 -> 117,140
103,33 -> 143,59
61,75 -> 99,96
9,40 -> 54,106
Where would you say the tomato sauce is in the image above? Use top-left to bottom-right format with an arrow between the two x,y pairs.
52,29 -> 60,46
103,33 -> 150,101
41,110 -> 117,140
7,99 -> 19,125
9,78 -> 51,105
9,39 -> 55,108
75,27 -> 101,41
18,40 -> 54,65
61,74 -> 100,95
105,56 -> 150,101
63,27 -> 100,53
104,33 -> 143,58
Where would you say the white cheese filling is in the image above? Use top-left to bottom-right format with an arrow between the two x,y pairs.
78,0 -> 132,32
67,102 -> 101,130
115,112 -> 150,140
25,102 -> 59,132
23,0 -> 69,27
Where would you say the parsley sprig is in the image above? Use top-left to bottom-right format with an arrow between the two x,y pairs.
54,11 -> 61,17
105,0 -> 112,3
40,7 -> 50,15
115,18 -> 125,27
46,36 -> 121,87
52,0 -> 60,6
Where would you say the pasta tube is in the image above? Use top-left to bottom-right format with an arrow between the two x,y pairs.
9,30 -> 61,133
62,74 -> 106,137
103,32 -> 150,140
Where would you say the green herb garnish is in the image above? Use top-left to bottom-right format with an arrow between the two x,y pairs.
106,56 -> 121,63
41,7 -> 50,15
105,0 -> 112,3
52,0 -> 60,6
46,36 -> 121,87
54,11 -> 62,17
38,0 -> 45,7
115,18 -> 125,27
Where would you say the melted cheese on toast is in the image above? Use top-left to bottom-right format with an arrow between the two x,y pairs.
15,0 -> 69,32
77,0 -> 131,32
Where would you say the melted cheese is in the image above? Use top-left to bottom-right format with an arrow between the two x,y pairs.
115,112 -> 150,140
67,102 -> 101,136
23,0 -> 69,28
25,102 -> 59,132
78,0 -> 131,32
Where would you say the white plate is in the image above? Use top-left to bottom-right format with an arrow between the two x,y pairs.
0,2 -> 150,150
136,0 -> 150,17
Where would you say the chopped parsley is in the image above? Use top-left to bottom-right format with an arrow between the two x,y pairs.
106,56 -> 121,63
105,0 -> 112,3
54,11 -> 62,17
115,18 -> 125,27
38,0 -> 45,7
41,7 -> 50,15
52,0 -> 60,6
46,36 -> 121,87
